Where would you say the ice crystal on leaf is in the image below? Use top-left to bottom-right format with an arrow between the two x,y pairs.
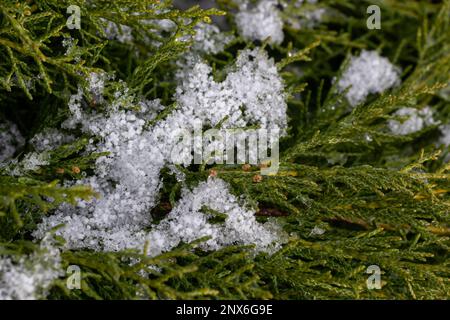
176,48 -> 288,132
0,119 -> 24,164
192,23 -> 233,54
236,0 -> 284,45
101,19 -> 134,44
0,236 -> 61,300
337,50 -> 401,107
388,107 -> 437,136
7,151 -> 50,176
35,99 -> 164,251
146,178 -> 284,256
35,47 -> 288,253
309,225 -> 326,236
30,128 -> 75,152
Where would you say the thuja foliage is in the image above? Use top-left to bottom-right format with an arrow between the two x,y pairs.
0,0 -> 449,299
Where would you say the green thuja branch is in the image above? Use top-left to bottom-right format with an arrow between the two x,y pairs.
0,0 -> 449,300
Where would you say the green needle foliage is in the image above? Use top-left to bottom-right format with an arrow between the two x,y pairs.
0,0 -> 449,300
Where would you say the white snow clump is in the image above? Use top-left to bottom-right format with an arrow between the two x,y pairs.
0,236 -> 61,300
337,50 -> 401,107
0,119 -> 24,164
236,0 -> 284,45
388,106 -> 436,135
34,46 -> 288,254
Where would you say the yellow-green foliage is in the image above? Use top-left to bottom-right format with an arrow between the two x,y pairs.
0,0 -> 449,299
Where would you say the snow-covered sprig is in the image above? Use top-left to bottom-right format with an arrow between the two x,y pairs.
0,236 -> 62,300
235,0 -> 284,45
388,106 -> 437,136
0,119 -> 24,165
35,44 -> 289,254
337,50 -> 401,107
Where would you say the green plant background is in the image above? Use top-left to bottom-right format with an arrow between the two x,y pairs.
0,0 -> 449,299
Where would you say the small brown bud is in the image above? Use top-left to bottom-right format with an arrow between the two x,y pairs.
71,166 -> 81,174
242,164 -> 251,172
209,169 -> 218,178
55,168 -> 65,174
252,174 -> 263,183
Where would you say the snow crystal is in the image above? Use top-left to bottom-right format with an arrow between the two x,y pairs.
62,37 -> 75,55
192,23 -> 233,54
62,36 -> 81,63
176,48 -> 288,132
388,107 -> 436,135
309,226 -> 326,236
7,151 -> 50,176
101,18 -> 133,44
35,101 -> 165,251
35,47 -> 288,254
30,128 -> 75,152
236,0 -> 284,45
337,50 -> 401,107
0,119 -> 24,164
88,72 -> 107,98
0,236 -> 61,300
63,87 -> 84,130
146,178 -> 285,256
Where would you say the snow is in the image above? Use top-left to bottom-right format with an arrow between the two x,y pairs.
100,18 -> 133,44
192,23 -> 233,54
7,151 -> 50,176
30,128 -> 75,152
0,236 -> 61,300
35,47 -> 288,253
0,119 -> 24,164
388,107 -> 436,135
236,0 -> 284,45
146,178 -> 284,256
337,50 -> 401,107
